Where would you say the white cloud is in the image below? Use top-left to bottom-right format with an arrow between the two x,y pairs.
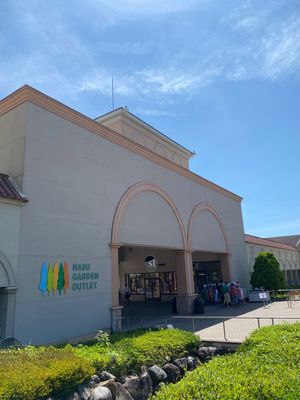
78,63 -> 222,99
79,70 -> 136,96
259,17 -> 300,79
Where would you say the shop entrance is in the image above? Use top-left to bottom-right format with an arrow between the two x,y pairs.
145,275 -> 161,301
120,247 -> 178,303
193,261 -> 222,293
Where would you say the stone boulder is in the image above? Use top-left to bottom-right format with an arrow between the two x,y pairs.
197,346 -> 217,361
92,375 -> 101,384
123,372 -> 152,400
89,386 -> 112,400
187,356 -> 196,371
99,371 -> 116,381
173,358 -> 188,373
77,380 -> 96,400
147,365 -> 168,386
99,379 -> 117,400
115,382 -> 134,400
163,363 -> 181,383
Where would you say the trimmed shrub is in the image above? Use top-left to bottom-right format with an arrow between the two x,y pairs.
0,328 -> 199,399
153,323 -> 300,400
74,328 -> 199,376
250,252 -> 286,290
0,346 -> 94,400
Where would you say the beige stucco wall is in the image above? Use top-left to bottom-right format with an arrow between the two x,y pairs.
0,103 -> 27,187
1,99 -> 248,343
245,242 -> 300,285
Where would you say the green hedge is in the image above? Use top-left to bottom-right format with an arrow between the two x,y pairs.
153,323 -> 300,400
0,346 -> 94,400
0,328 -> 198,399
74,328 -> 199,377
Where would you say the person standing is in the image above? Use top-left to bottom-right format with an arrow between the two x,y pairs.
124,284 -> 131,305
223,282 -> 230,307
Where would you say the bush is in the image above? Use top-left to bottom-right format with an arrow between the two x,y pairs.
153,323 -> 300,400
250,252 -> 286,290
74,328 -> 199,377
0,328 -> 199,399
0,346 -> 94,400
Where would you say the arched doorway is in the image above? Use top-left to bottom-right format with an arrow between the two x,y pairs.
188,204 -> 231,301
0,251 -> 17,339
110,182 -> 194,329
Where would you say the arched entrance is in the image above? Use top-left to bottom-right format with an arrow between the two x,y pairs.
0,251 -> 17,339
188,204 -> 232,301
110,182 -> 194,329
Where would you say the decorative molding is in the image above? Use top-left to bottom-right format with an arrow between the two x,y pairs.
0,85 -> 242,202
0,197 -> 27,206
0,250 -> 17,287
111,181 -> 187,249
187,203 -> 230,253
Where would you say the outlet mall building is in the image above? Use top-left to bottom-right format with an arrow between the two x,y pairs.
0,86 -> 248,344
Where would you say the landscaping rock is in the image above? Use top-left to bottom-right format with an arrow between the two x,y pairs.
99,379 -> 117,400
140,372 -> 153,398
115,382 -> 134,400
148,365 -> 168,386
173,358 -> 188,373
92,375 -> 101,384
89,386 -> 112,400
100,371 -> 116,381
163,363 -> 181,383
197,346 -> 217,361
194,357 -> 201,367
187,356 -> 196,370
123,373 -> 152,400
78,380 -> 96,400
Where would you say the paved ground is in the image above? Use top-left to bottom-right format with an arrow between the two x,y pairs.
122,300 -> 300,342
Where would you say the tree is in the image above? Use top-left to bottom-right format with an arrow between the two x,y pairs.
250,252 -> 286,290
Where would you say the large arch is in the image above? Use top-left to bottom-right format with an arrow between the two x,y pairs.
187,203 -> 230,253
111,182 -> 187,249
0,250 -> 16,287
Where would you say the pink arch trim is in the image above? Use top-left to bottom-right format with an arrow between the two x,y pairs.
111,182 -> 187,249
187,203 -> 230,253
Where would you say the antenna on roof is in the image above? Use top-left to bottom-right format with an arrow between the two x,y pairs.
111,74 -> 115,111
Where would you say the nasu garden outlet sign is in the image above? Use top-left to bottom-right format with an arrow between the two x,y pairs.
39,262 -> 99,296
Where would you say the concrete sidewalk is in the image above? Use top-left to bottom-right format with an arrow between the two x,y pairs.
122,301 -> 300,342
190,301 -> 300,342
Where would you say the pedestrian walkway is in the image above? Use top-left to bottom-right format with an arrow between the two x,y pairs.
176,301 -> 300,342
122,300 -> 300,342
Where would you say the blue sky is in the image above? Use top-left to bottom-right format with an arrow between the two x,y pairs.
1,0 -> 299,238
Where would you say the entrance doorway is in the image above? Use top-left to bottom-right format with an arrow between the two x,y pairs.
193,261 -> 222,293
145,276 -> 161,301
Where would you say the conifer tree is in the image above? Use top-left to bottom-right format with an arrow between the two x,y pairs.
250,252 -> 286,290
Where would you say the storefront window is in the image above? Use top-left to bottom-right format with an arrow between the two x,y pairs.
126,273 -> 145,294
125,271 -> 177,295
160,272 -> 177,294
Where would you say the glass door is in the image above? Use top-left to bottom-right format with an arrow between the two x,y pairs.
145,275 -> 161,300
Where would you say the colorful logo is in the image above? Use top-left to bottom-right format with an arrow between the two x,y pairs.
39,262 -> 69,296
